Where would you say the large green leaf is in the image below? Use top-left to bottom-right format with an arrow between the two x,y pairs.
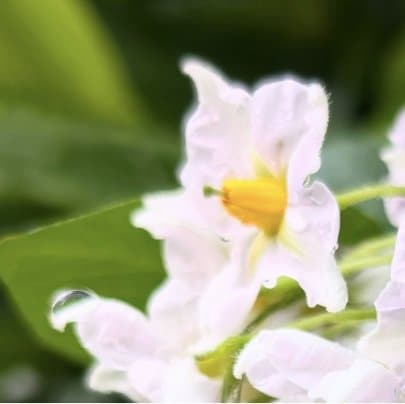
0,0 -> 139,124
0,200 -> 165,362
0,105 -> 178,234
318,132 -> 391,245
319,131 -> 386,191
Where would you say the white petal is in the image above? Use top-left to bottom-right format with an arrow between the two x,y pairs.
234,329 -> 356,398
258,182 -> 347,312
358,280 -> 405,374
52,292 -> 160,370
162,358 -> 221,402
132,190 -> 229,282
384,195 -> 405,228
234,333 -> 307,400
147,278 -> 201,353
180,58 -> 253,190
127,358 -> 168,402
128,357 -> 220,402
381,109 -> 405,226
309,359 -> 400,402
87,364 -> 141,402
388,107 -> 405,147
251,78 -> 328,188
163,223 -> 228,285
131,189 -> 201,239
381,147 -> 405,227
193,259 -> 261,353
390,219 -> 405,283
359,222 -> 405,372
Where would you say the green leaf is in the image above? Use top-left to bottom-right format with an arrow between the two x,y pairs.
0,199 -> 165,362
0,106 -> 178,234
0,0 -> 140,124
319,131 -> 386,191
339,206 -> 384,246
319,132 -> 391,245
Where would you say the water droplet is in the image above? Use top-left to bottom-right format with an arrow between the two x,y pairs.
51,289 -> 95,332
51,289 -> 93,316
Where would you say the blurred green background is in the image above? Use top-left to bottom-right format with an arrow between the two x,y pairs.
0,0 -> 404,401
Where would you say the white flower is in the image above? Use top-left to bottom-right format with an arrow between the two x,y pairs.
234,221 -> 405,402
381,108 -> 405,226
134,58 -> 347,313
50,290 -> 221,402
132,190 -> 259,353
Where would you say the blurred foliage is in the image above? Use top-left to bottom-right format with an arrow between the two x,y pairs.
0,105 -> 178,236
0,0 -> 140,124
0,200 -> 164,364
0,0 -> 402,401
93,0 -> 405,128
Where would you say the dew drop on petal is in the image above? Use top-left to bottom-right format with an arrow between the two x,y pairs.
50,289 -> 95,331
51,289 -> 93,315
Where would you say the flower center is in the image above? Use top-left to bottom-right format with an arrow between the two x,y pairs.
221,177 -> 287,234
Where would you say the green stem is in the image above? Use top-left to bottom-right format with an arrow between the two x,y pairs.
287,307 -> 375,330
340,254 -> 392,276
337,184 -> 405,210
244,290 -> 301,333
246,254 -> 391,332
341,233 -> 396,261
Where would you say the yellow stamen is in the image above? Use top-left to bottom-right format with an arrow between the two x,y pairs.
221,177 -> 287,234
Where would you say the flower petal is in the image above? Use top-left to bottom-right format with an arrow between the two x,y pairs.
180,58 -> 252,190
358,222 -> 405,373
233,333 -> 307,400
251,78 -> 328,190
390,219 -> 405,283
87,364 -> 141,402
388,108 -> 405,147
51,291 -> 160,370
147,278 -> 201,353
309,359 -> 400,402
163,225 -> 228,285
258,182 -> 347,312
381,147 -> 405,227
193,259 -> 261,353
234,329 -> 356,399
127,358 -> 168,402
132,190 -> 228,283
128,358 -> 220,402
131,189 -> 202,239
357,280 -> 405,374
381,109 -> 405,226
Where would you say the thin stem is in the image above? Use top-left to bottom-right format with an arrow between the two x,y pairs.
337,184 -> 405,210
340,254 -> 392,276
341,233 -> 396,261
287,307 -> 375,330
245,254 -> 391,332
